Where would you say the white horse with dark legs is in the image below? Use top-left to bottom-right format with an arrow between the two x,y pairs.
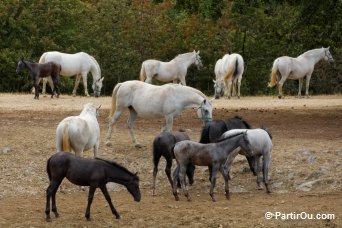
213,53 -> 244,99
221,128 -> 273,193
268,47 -> 334,99
38,51 -> 104,97
56,103 -> 101,157
105,80 -> 212,148
140,51 -> 202,86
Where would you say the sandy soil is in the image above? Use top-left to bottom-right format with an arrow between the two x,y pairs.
0,93 -> 341,227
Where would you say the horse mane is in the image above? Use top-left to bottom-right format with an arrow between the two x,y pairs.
216,132 -> 245,143
95,157 -> 137,178
89,55 -> 101,77
300,48 -> 324,57
261,126 -> 273,139
234,116 -> 252,129
172,52 -> 194,62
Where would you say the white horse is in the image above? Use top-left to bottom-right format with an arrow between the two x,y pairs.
139,50 -> 203,86
38,51 -> 104,97
56,103 -> 101,157
213,53 -> 244,99
105,80 -> 212,148
221,128 -> 272,193
268,47 -> 334,98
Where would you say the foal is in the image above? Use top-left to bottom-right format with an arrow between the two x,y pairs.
16,58 -> 61,99
45,152 -> 141,221
173,132 -> 253,202
152,131 -> 195,195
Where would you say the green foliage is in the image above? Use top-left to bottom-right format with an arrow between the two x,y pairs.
0,0 -> 341,96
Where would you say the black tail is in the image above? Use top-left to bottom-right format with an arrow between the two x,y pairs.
46,157 -> 52,181
261,126 -> 273,139
199,124 -> 210,143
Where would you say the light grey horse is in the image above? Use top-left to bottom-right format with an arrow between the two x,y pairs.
56,103 -> 101,157
221,128 -> 273,193
140,51 -> 202,86
105,80 -> 212,148
268,47 -> 334,98
172,132 -> 253,202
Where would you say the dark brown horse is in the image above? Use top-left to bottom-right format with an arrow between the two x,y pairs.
152,130 -> 195,195
45,152 -> 141,222
16,58 -> 61,99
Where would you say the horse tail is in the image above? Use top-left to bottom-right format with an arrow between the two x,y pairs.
199,123 -> 210,143
109,83 -> 122,119
46,156 -> 52,181
62,125 -> 72,152
261,126 -> 273,140
268,59 -> 279,87
139,62 -> 146,81
223,56 -> 238,81
152,136 -> 161,165
39,52 -> 47,64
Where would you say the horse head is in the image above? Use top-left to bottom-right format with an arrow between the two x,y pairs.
126,173 -> 141,202
193,50 -> 203,70
213,79 -> 224,99
323,47 -> 334,65
197,99 -> 212,124
16,58 -> 26,74
92,77 -> 104,97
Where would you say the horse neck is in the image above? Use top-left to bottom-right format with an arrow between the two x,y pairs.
173,54 -> 195,68
79,110 -> 96,119
106,165 -> 134,186
89,57 -> 101,80
23,60 -> 35,71
179,87 -> 205,108
217,134 -> 244,155
299,49 -> 325,65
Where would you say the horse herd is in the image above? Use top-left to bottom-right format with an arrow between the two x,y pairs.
15,47 -> 333,222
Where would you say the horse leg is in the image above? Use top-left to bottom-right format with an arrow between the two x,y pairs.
172,164 -> 180,201
237,77 -> 242,99
220,165 -> 230,200
305,73 -> 312,98
277,75 -> 287,99
209,165 -> 218,202
255,156 -> 262,190
262,154 -> 271,193
165,158 -> 174,192
81,73 -> 90,96
127,107 -> 141,148
298,78 -> 303,97
85,186 -> 96,221
100,185 -> 121,219
179,165 -> 191,201
179,75 -> 186,86
34,77 -> 40,99
226,79 -> 233,99
72,74 -> 81,97
105,110 -> 122,146
152,152 -> 162,196
162,114 -> 174,132
186,163 -> 195,185
45,179 -> 62,222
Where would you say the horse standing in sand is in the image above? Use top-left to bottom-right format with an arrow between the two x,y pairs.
38,51 -> 104,97
16,58 -> 61,99
221,128 -> 273,193
268,47 -> 334,98
56,103 -> 101,157
213,53 -> 244,99
140,51 -> 202,86
105,80 -> 212,148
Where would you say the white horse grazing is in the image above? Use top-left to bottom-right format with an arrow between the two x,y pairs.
221,128 -> 272,193
213,53 -> 244,99
139,50 -> 202,86
38,51 -> 104,97
105,80 -> 212,148
56,103 -> 101,157
268,47 -> 334,98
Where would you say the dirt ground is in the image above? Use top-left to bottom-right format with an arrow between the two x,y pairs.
0,93 -> 341,227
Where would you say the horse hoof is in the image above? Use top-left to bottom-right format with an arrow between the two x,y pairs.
105,141 -> 112,147
116,215 -> 121,219
135,143 -> 142,149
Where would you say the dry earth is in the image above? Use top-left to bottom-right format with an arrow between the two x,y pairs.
0,93 -> 341,227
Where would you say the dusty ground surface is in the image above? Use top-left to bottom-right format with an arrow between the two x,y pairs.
0,93 -> 341,227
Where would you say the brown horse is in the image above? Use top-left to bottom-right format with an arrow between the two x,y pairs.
16,58 -> 61,99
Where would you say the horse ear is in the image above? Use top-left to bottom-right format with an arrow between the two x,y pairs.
213,79 -> 216,83
197,50 -> 200,54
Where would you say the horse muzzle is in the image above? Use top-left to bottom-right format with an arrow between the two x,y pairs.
328,59 -> 335,65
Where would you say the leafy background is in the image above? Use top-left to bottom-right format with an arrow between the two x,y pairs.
0,0 -> 341,96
